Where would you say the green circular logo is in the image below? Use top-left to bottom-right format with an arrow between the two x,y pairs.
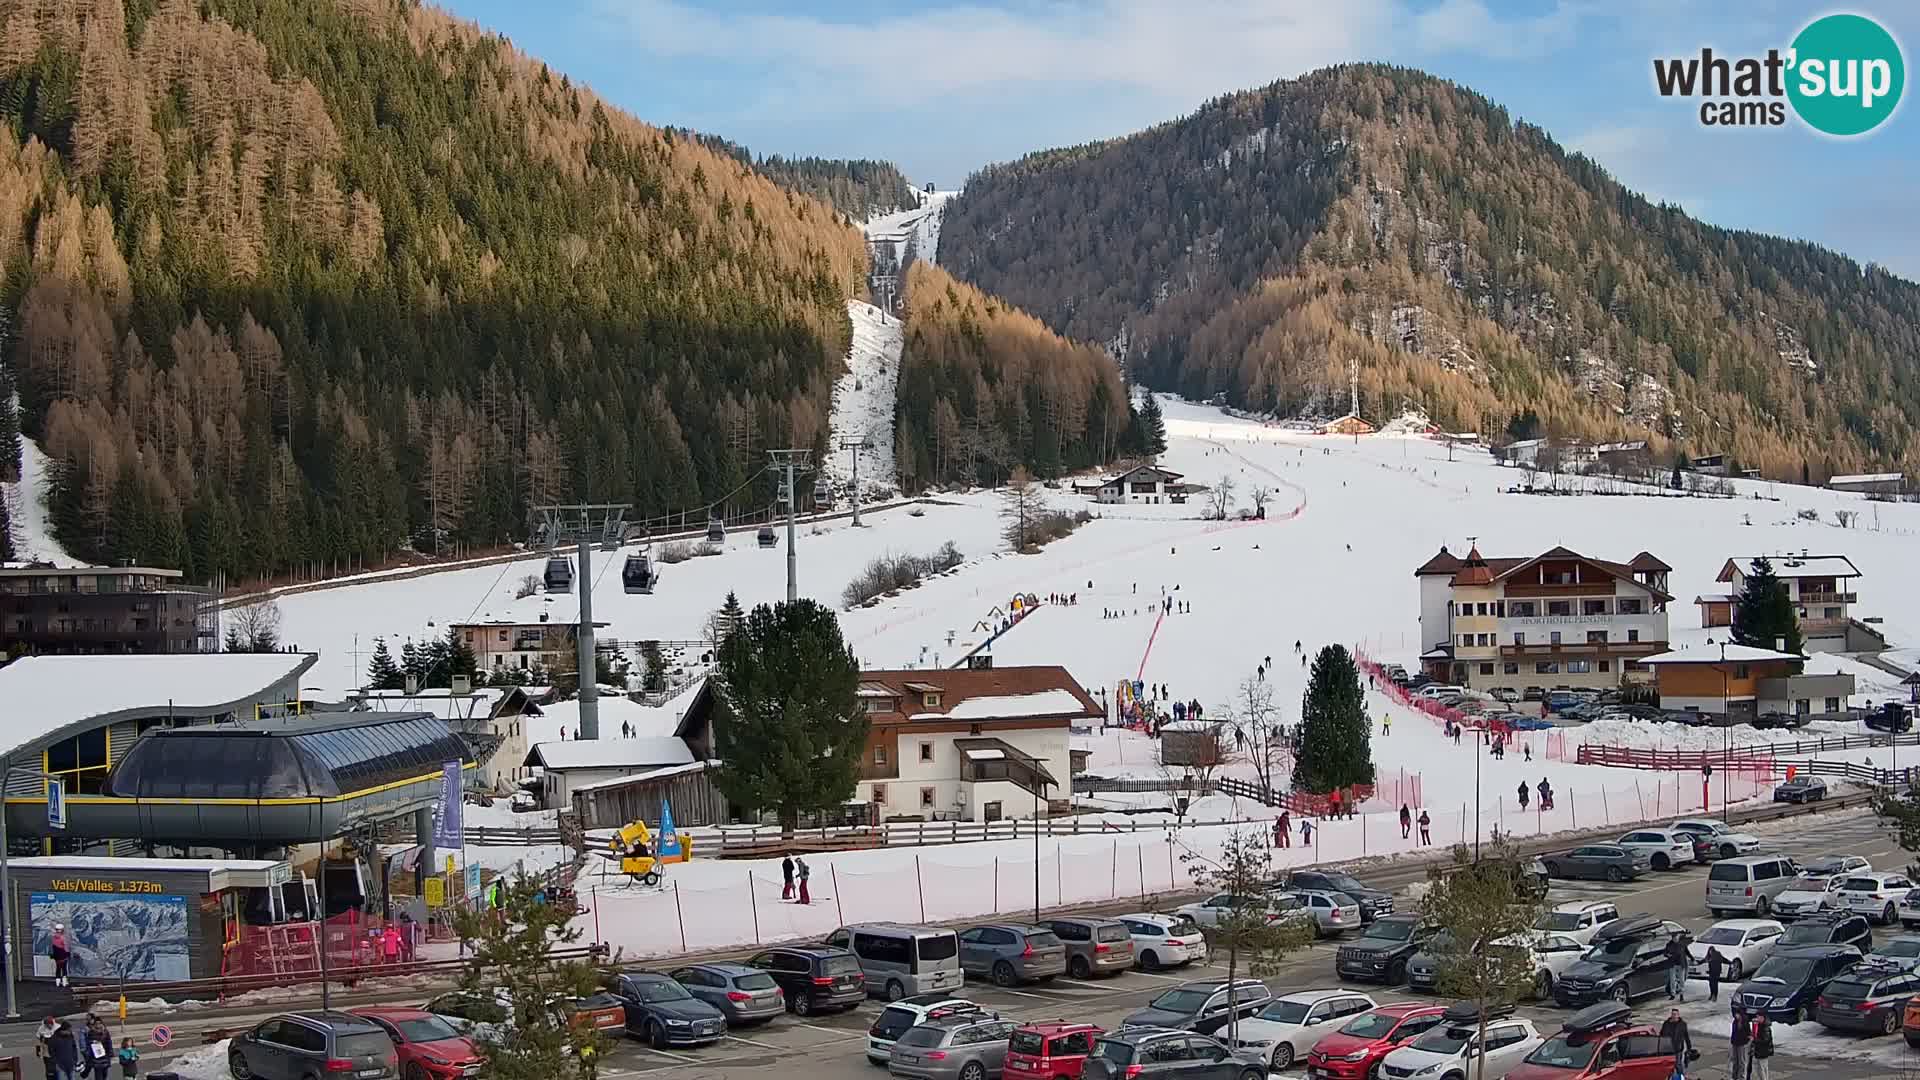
1787,13 -> 1905,136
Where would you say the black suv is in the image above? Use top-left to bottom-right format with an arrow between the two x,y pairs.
743,945 -> 866,1016
1082,1028 -> 1265,1080
1121,978 -> 1271,1035
1779,911 -> 1873,954
1735,943 -> 1863,1023
1335,914 -> 1435,984
1552,914 -> 1688,1007
1281,870 -> 1394,923
228,1012 -> 398,1080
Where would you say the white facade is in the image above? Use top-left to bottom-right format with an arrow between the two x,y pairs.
1096,466 -> 1184,505
856,726 -> 1071,823
1718,555 -> 1861,653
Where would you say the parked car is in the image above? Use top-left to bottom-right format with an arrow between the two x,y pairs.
1121,978 -> 1272,1036
1117,913 -> 1210,971
1805,855 -> 1874,877
228,1011 -> 399,1080
867,996 -> 987,1065
1551,915 -> 1689,1007
1687,920 -> 1784,980
1863,936 -> 1920,973
607,972 -> 727,1049
1867,702 -> 1914,734
958,923 -> 1068,986
1528,899 -> 1620,941
1522,686 -> 1547,702
744,945 -> 867,1015
1225,988 -> 1374,1071
347,1008 -> 481,1080
1836,872 -> 1917,925
1491,687 -> 1520,703
1505,1002 -> 1678,1080
1545,691 -> 1586,713
1612,829 -> 1697,871
1777,910 -> 1874,953
1335,914 -> 1437,984
1775,871 -> 1855,920
1299,1002 -> 1450,1080
1175,891 -> 1312,933
1406,930 -> 1456,992
1733,943 -> 1864,1023
827,924 -> 964,1000
420,990 -> 513,1042
1492,931 -> 1590,1000
1081,1028 -> 1266,1080
1904,995 -> 1920,1047
1280,869 -> 1394,923
887,1013 -> 1020,1080
1901,890 -> 1920,930
1416,685 -> 1466,700
1294,889 -> 1364,937
1669,818 -> 1762,861
1378,1004 -> 1542,1080
668,962 -> 786,1026
1047,917 -> 1136,979
1774,776 -> 1829,803
1542,844 -> 1648,882
1705,854 -> 1798,917
1005,1021 -> 1102,1080
1816,967 -> 1920,1035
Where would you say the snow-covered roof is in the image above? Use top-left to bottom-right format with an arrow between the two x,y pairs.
1504,438 -> 1548,450
570,760 -> 710,793
940,690 -> 1090,720
1594,441 -> 1648,453
0,653 -> 316,757
1639,645 -> 1805,665
355,687 -> 510,722
1829,472 -> 1904,486
959,747 -> 1005,760
1718,555 -> 1861,581
524,736 -> 694,771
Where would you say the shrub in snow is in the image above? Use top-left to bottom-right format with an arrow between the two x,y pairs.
660,539 -> 722,564
842,542 -> 965,608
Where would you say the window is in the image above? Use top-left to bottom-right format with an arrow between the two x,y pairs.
923,693 -> 942,708
1550,631 -> 1562,645
1583,600 -> 1608,615
1824,607 -> 1841,619
1735,664 -> 1750,679
1826,697 -> 1841,713
498,629 -> 509,642
864,698 -> 893,713
1503,662 -> 1519,675
1512,632 -> 1526,646
1536,661 -> 1560,674
1548,601 -> 1573,616
1627,629 -> 1640,643
1567,660 -> 1592,674
1495,601 -> 1506,617
1618,598 -> 1643,614
1476,634 -> 1490,647
920,787 -> 935,807
1476,603 -> 1489,616
873,745 -> 888,765
1479,663 -> 1494,675
1586,630 -> 1609,644
1460,634 -> 1472,647
1599,660 -> 1612,673
1511,601 -> 1537,617
919,742 -> 934,763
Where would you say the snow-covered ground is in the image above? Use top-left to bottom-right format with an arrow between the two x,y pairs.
865,188 -> 955,266
823,299 -> 901,498
2,434 -> 80,565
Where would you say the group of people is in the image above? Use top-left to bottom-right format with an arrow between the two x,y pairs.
1516,779 -> 1554,811
1044,592 -> 1078,606
779,854 -> 813,904
35,1013 -> 134,1080
1397,804 -> 1433,844
1658,1004 -> 1774,1080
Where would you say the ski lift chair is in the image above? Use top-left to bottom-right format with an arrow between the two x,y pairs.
705,516 -> 726,543
756,524 -> 777,548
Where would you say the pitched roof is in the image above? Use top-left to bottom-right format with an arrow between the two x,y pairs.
1829,472 -> 1903,485
523,736 -> 695,770
1716,555 -> 1862,583
0,653 -> 317,758
1639,645 -> 1805,665
1413,546 -> 1463,576
1430,546 -> 1674,601
1451,546 -> 1494,587
861,666 -> 1101,722
1628,552 -> 1672,573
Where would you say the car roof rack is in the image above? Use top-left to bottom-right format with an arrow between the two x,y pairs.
1561,1002 -> 1633,1038
1593,912 -> 1662,941
1441,1001 -> 1515,1025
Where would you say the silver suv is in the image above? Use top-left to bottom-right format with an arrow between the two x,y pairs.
887,1014 -> 1020,1080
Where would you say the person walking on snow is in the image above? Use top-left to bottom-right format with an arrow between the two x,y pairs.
1277,812 -> 1291,847
795,856 -> 812,905
1399,805 -> 1412,839
1706,945 -> 1726,1002
1664,932 -> 1689,1001
781,855 -> 795,900
1659,1010 -> 1691,1077
1517,782 -> 1529,811
1381,713 -> 1390,736
49,922 -> 70,988
1300,818 -> 1313,845
1417,810 -> 1431,846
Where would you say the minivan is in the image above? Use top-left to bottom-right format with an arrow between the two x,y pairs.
1707,855 -> 1797,917
826,923 -> 963,1001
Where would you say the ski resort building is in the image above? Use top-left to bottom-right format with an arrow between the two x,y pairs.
523,736 -> 697,807
450,618 -> 608,673
1827,472 -> 1905,496
0,563 -> 217,656
346,685 -> 543,792
1707,554 -> 1883,654
1092,465 -> 1185,505
1640,645 -> 1856,722
1413,545 -> 1673,692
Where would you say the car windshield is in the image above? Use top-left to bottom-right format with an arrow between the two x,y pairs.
1750,957 -> 1815,984
1256,1000 -> 1310,1024
1698,927 -> 1748,945
1709,864 -> 1753,882
1522,1035 -> 1600,1070
897,1027 -> 947,1048
1535,912 -> 1584,932
1782,924 -> 1837,945
823,955 -> 862,976
1788,875 -> 1833,891
1097,923 -> 1131,943
1880,941 -> 1920,958
1840,877 -> 1881,891
917,935 -> 959,962
1411,1026 -> 1472,1054
632,980 -> 692,1003
335,1033 -> 394,1058
872,1007 -> 921,1040
394,1017 -> 460,1043
1340,1012 -> 1402,1039
1364,922 -> 1415,943
1150,989 -> 1212,1013
1027,932 -> 1063,948
1169,916 -> 1202,936
436,997 -> 505,1023
1803,858 -> 1850,875
1323,874 -> 1366,893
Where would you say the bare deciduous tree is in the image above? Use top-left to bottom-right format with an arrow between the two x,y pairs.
1000,465 -> 1047,551
1248,484 -> 1273,516
1160,721 -> 1235,797
1225,676 -> 1289,798
1207,474 -> 1237,520
225,598 -> 282,653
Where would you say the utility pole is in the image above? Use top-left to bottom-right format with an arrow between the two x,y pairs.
768,450 -> 814,604
838,435 -> 873,526
535,503 -> 629,740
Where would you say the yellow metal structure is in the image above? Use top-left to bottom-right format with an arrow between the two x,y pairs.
608,820 -> 692,885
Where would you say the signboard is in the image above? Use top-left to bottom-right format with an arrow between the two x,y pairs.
432,760 -> 463,849
423,877 -> 445,908
46,777 -> 65,831
29,892 -> 189,981
465,862 -> 481,897
445,855 -> 456,877
150,1025 -> 173,1049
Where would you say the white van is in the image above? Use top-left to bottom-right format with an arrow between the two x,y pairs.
1706,855 -> 1798,917
825,923 -> 964,1001
1415,685 -> 1464,700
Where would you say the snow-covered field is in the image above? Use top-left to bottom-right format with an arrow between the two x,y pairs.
823,299 -> 902,497
2,434 -> 80,565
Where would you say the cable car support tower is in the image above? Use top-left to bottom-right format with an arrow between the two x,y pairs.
535,502 -> 629,741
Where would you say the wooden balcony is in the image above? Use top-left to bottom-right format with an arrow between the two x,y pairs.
1499,640 -> 1667,658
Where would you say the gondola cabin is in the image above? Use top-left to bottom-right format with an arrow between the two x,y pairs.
756,524 -> 777,548
543,555 -> 573,592
813,479 -> 834,507
622,552 -> 656,594
705,516 -> 725,543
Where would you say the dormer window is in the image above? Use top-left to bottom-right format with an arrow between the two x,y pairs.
923,693 -> 942,708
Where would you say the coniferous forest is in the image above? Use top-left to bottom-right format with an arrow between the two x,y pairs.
0,0 -> 867,582
941,64 -> 1920,480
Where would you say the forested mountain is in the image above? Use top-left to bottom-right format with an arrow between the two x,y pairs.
893,261 -> 1131,491
941,64 -> 1920,479
669,130 -> 921,220
0,0 -> 868,582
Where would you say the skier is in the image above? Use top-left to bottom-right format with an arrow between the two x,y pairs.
1399,804 -> 1412,839
1299,818 -> 1313,845
1517,782 -> 1529,811
1417,810 -> 1432,846
796,856 -> 812,905
1273,816 -> 1287,848
781,854 -> 795,900
1327,789 -> 1342,819
1381,713 -> 1390,736
1538,779 -> 1554,811
1453,725 -> 1462,745
49,922 -> 69,988
1523,742 -> 1532,763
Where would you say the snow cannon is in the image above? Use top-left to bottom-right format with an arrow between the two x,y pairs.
607,819 -> 693,886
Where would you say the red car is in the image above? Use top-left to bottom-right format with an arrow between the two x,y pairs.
1505,1003 -> 1677,1080
1302,1003 -> 1448,1080
351,1007 -> 484,1079
1005,1021 -> 1103,1079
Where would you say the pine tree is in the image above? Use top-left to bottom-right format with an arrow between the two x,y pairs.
400,640 -> 428,689
1294,644 -> 1374,793
710,599 -> 867,832
451,871 -> 606,1080
444,626 -> 478,683
366,638 -> 403,690
1135,394 -> 1168,459
1731,556 -> 1803,659
0,489 -> 12,561
638,640 -> 666,692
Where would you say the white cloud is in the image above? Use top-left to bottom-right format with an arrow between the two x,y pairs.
1412,0 -> 1582,59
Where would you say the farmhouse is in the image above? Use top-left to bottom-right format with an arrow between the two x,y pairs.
1093,465 -> 1186,505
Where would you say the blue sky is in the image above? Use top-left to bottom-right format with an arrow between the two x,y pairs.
443,0 -> 1920,279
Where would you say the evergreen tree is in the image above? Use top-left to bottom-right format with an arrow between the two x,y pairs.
718,591 -> 745,642
1294,644 -> 1374,793
223,626 -> 245,653
710,599 -> 866,832
0,362 -> 19,484
423,633 -> 454,688
1135,394 -> 1168,459
366,638 -> 403,690
400,640 -> 428,689
452,871 -> 606,1080
0,489 -> 12,561
1731,557 -> 1804,660
638,640 -> 666,693
444,626 -> 479,683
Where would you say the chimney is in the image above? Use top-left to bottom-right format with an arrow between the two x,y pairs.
1775,637 -> 1785,653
